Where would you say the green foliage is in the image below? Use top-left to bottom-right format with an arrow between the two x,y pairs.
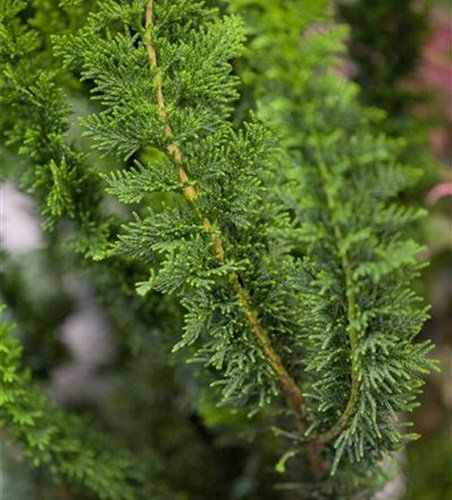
337,0 -> 430,115
335,0 -> 438,191
0,0 -> 38,59
0,0 -> 108,254
0,307 -> 162,500
229,0 -> 438,495
54,0 -> 309,413
0,1 -> 439,499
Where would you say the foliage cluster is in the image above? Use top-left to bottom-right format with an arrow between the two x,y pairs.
0,1 -> 438,499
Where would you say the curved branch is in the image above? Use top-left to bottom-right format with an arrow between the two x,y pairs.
143,1 -> 326,474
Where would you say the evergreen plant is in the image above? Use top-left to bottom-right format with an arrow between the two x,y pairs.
0,1 -> 438,499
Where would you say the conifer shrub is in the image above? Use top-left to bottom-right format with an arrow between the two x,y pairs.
0,1 -> 438,499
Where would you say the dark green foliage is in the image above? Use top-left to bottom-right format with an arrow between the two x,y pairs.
335,0 -> 438,191
337,0 -> 430,115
